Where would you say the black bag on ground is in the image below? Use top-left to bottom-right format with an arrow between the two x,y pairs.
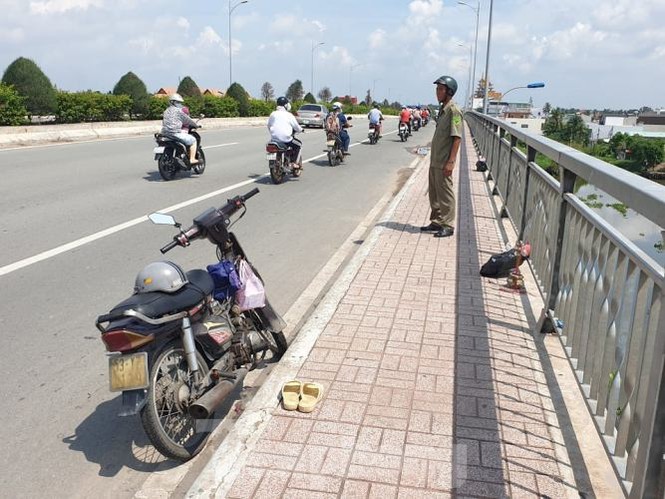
480,248 -> 520,278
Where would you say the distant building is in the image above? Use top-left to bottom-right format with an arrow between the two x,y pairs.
599,113 -> 637,126
203,88 -> 225,97
154,87 -> 177,98
503,118 -> 545,135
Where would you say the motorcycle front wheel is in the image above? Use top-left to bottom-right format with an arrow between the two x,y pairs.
141,344 -> 211,461
158,155 -> 178,181
193,149 -> 206,175
269,159 -> 285,184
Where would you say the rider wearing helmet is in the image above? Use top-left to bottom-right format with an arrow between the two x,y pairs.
399,105 -> 412,135
333,101 -> 352,155
161,93 -> 200,165
267,96 -> 303,169
367,102 -> 384,138
420,75 -> 462,238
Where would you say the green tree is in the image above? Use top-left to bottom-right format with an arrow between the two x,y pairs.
0,82 -> 27,125
543,102 -> 551,114
285,79 -> 304,102
542,108 -> 564,139
112,71 -> 149,118
563,115 -> 590,146
632,137 -> 664,168
226,82 -> 250,116
318,86 -> 331,102
177,76 -> 201,98
260,81 -> 274,101
2,57 -> 57,116
303,92 -> 316,103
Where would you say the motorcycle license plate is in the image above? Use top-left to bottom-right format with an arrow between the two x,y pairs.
153,146 -> 165,154
326,140 -> 336,147
266,153 -> 277,160
109,352 -> 149,392
303,120 -> 309,124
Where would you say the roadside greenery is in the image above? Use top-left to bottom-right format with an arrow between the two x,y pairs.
2,57 -> 57,117
113,72 -> 149,118
0,82 -> 27,125
55,91 -> 132,123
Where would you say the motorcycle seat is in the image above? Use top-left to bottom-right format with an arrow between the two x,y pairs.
156,133 -> 188,146
105,269 -> 214,323
267,140 -> 291,151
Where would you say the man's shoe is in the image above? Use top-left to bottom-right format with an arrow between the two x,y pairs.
434,226 -> 455,238
420,223 -> 442,232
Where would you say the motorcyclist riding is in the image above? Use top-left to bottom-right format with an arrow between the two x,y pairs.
334,101 -> 352,155
367,103 -> 384,138
267,96 -> 303,170
399,105 -> 412,135
161,93 -> 199,165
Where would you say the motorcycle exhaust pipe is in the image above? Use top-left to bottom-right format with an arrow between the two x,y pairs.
189,368 -> 248,419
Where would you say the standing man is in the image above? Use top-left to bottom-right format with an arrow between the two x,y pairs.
421,75 -> 462,238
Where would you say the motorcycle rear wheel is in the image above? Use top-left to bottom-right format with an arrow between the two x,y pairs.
158,155 -> 178,181
269,159 -> 285,184
193,149 -> 206,175
141,344 -> 211,461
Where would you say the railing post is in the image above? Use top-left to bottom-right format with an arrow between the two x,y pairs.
545,166 -> 576,311
500,135 -> 518,218
518,145 -> 536,240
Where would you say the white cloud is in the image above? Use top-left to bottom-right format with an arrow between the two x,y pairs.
531,22 -> 607,61
270,14 -> 326,37
409,0 -> 442,18
319,46 -> 354,67
30,0 -> 103,15
368,29 -> 386,50
176,17 -> 190,30
0,27 -> 24,43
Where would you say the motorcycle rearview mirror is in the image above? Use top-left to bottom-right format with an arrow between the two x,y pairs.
148,213 -> 178,226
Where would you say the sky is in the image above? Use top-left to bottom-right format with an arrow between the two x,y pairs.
0,0 -> 662,110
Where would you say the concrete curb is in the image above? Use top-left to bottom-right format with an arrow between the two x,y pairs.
0,117 -> 268,148
185,151 -> 429,499
0,115 -> 398,149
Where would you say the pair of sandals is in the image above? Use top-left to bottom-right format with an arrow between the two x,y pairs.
281,380 -> 324,413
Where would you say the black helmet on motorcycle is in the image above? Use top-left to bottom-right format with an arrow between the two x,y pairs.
276,96 -> 289,107
373,102 -> 380,109
433,75 -> 458,97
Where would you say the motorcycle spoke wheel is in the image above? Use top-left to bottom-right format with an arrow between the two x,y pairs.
141,344 -> 210,461
193,149 -> 206,175
158,156 -> 177,181
269,159 -> 285,184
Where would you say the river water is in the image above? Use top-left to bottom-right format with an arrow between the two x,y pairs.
576,179 -> 664,268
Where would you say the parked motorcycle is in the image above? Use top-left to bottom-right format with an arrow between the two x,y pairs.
265,132 -> 303,184
398,122 -> 409,142
153,119 -> 206,181
96,188 -> 287,461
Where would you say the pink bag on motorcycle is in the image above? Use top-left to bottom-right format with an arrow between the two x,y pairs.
235,259 -> 266,311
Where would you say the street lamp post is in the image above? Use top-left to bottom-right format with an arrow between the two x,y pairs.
311,41 -> 324,96
500,82 -> 545,101
228,0 -> 248,87
372,78 -> 380,102
482,0 -> 494,114
458,0 -> 480,108
457,42 -> 473,109
349,63 -> 363,97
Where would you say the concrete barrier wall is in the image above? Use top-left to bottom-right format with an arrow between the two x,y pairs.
0,114 -> 397,149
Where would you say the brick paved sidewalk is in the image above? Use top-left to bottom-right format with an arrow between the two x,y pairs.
224,126 -> 580,498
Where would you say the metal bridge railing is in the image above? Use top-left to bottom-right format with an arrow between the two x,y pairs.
466,111 -> 665,498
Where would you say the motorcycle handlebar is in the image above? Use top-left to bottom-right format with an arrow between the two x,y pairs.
160,188 -> 260,253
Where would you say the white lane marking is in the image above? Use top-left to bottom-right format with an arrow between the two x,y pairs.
0,177 -> 263,277
0,135 -> 397,277
203,142 -> 238,150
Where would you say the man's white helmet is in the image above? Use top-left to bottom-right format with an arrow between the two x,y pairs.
169,93 -> 184,104
134,261 -> 188,294
332,101 -> 342,111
